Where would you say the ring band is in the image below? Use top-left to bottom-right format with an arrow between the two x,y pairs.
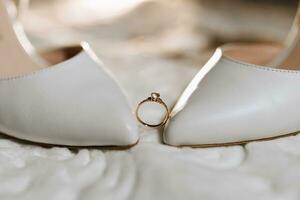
136,92 -> 170,128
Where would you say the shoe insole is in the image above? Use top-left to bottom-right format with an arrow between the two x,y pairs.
223,43 -> 282,66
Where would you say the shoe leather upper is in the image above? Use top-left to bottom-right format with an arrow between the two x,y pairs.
164,48 -> 300,146
0,47 -> 139,146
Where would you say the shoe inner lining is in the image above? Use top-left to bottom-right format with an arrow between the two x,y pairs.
223,43 -> 300,71
0,0 -> 81,79
0,0 -> 44,78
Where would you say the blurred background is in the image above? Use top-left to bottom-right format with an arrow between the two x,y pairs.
18,0 -> 299,106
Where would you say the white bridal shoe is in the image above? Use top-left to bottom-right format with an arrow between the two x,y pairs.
164,4 -> 300,147
0,0 -> 138,147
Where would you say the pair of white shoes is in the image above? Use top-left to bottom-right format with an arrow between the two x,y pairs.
0,0 -> 300,148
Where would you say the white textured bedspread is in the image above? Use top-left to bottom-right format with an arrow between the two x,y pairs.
1,1 -> 299,199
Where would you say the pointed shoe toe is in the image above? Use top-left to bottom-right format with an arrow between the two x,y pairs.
164,46 -> 300,147
0,46 -> 139,147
